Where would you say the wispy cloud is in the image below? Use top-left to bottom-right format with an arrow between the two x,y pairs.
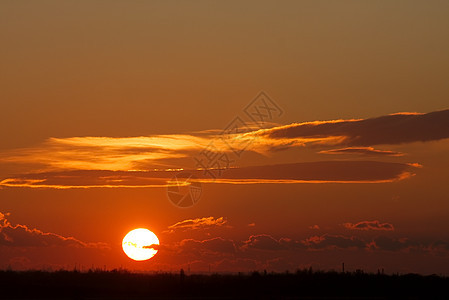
0,161 -> 418,189
319,147 -> 404,156
0,135 -> 211,172
344,220 -> 394,231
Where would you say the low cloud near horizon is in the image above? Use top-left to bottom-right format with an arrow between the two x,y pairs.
0,212 -> 108,249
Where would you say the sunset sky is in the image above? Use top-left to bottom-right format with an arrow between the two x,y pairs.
1,1 -> 448,274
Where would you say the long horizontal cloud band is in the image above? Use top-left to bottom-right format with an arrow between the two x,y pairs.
257,109 -> 449,146
0,161 -> 416,188
0,109 -> 446,174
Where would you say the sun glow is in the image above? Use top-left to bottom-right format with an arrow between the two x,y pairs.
122,228 -> 159,261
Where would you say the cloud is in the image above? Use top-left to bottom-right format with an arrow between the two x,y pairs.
365,237 -> 449,256
0,160 -> 418,188
242,234 -> 287,251
251,109 -> 449,149
177,237 -> 236,256
0,135 -> 210,172
368,236 -> 417,252
2,110 -> 444,174
319,147 -> 404,156
2,109 -> 439,189
428,240 -> 449,254
205,161 -> 416,183
165,217 -> 227,233
343,220 -> 394,231
303,234 -> 367,250
153,233 -> 449,272
0,212 -> 108,248
241,235 -> 304,252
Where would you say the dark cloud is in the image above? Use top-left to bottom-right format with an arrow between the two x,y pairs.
177,237 -> 236,255
319,147 -> 403,156
1,160 -> 417,188
428,240 -> 449,255
213,161 -> 415,183
303,234 -> 367,250
368,236 -> 417,252
259,109 -> 449,147
344,220 -> 394,231
0,212 -> 107,248
368,237 -> 449,255
242,234 -> 287,251
156,234 -> 449,272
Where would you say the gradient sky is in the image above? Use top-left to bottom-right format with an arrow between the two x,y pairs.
1,1 -> 448,274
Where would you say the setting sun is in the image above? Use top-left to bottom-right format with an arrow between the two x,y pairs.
122,228 -> 159,261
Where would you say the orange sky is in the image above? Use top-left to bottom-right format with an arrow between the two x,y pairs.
1,1 -> 448,274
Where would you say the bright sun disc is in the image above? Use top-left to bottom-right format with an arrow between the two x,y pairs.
122,228 -> 159,261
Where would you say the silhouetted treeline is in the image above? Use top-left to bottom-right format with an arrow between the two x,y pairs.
0,268 -> 447,299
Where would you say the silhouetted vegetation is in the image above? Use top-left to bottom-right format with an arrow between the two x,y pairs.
0,268 -> 447,299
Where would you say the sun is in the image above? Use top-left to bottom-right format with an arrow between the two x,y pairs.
122,228 -> 159,261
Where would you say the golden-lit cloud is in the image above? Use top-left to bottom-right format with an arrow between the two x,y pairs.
1,109 -> 445,192
2,110 -> 446,174
0,135 -> 211,172
165,217 -> 227,233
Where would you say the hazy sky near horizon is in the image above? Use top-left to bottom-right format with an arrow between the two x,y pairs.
1,1 -> 448,274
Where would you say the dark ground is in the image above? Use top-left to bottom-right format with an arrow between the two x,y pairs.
0,269 -> 447,299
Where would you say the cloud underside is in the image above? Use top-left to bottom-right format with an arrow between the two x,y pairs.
165,217 -> 227,233
0,161 -> 416,188
0,212 -> 107,248
0,109 -> 445,189
319,147 -> 404,156
163,234 -> 449,260
344,220 -> 394,231
257,109 -> 449,147
0,109 -> 447,174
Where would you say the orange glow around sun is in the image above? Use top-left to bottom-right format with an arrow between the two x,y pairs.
122,228 -> 159,261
